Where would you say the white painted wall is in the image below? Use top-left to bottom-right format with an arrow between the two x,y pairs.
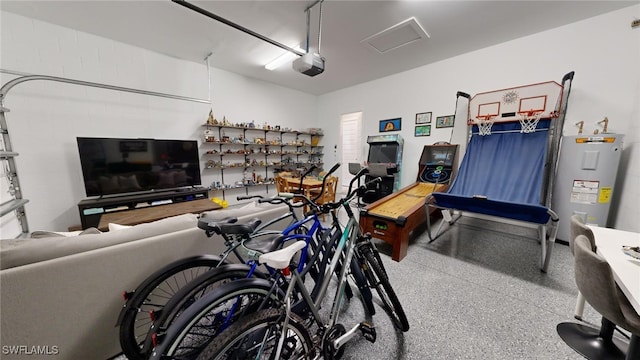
0,12 -> 317,233
2,5 -> 638,235
318,5 -> 640,232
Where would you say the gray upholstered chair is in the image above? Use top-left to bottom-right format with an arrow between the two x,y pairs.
557,235 -> 640,359
569,214 -> 597,320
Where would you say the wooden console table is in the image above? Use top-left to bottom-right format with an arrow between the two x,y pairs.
96,198 -> 221,231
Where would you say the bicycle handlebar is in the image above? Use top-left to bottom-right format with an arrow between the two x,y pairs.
238,163 -> 377,217
237,195 -> 262,201
237,194 -> 303,213
310,162 -> 341,203
327,163 -> 341,176
296,165 -> 317,192
287,164 -> 380,215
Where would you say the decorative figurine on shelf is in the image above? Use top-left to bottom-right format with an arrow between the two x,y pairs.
207,109 -> 217,125
249,121 -> 256,128
204,129 -> 216,143
222,116 -> 230,126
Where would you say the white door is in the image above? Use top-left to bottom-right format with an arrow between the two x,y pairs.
339,112 -> 362,192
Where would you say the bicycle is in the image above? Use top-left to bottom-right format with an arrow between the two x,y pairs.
150,165 -> 409,359
117,166 -> 321,360
147,165 -> 379,359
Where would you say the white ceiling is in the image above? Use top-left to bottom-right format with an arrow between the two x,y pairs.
2,1 -> 636,95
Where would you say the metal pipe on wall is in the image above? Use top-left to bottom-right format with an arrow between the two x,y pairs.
0,70 -> 210,104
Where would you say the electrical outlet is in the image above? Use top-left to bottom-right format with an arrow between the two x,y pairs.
632,18 -> 640,29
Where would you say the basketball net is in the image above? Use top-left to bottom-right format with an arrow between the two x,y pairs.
518,111 -> 543,133
476,115 -> 495,136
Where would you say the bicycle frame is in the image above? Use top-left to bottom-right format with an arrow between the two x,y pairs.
209,204 -> 304,266
149,165 -> 397,359
275,196 -> 369,356
199,210 -> 334,340
241,211 -> 327,278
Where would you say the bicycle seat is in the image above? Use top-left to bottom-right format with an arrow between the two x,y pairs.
243,233 -> 287,254
197,217 -> 261,236
259,241 -> 306,269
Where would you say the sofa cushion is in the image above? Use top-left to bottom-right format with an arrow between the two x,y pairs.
0,213 -> 197,270
201,201 -> 255,220
30,227 -> 102,238
108,223 -> 133,232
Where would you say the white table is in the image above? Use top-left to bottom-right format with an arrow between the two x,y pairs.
589,225 -> 640,315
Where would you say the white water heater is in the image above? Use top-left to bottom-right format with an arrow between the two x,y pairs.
552,134 -> 624,242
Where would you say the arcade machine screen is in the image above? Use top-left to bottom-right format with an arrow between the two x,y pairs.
419,145 -> 458,184
363,143 -> 400,203
428,148 -> 454,166
368,143 -> 399,164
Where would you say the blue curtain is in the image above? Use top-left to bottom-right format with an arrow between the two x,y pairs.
432,120 -> 552,224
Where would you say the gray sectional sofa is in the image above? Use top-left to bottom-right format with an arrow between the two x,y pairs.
0,201 -> 298,359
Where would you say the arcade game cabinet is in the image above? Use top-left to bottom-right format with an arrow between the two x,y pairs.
418,143 -> 459,187
363,134 -> 404,204
360,143 -> 459,262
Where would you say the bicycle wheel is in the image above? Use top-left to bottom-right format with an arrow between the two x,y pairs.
150,278 -> 284,359
359,244 -> 410,332
350,255 -> 376,316
139,264 -> 266,357
118,255 -> 225,360
196,308 -> 314,360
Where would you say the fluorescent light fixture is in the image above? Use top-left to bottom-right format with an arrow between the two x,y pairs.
265,46 -> 305,70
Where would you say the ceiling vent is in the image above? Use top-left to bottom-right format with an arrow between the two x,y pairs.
361,17 -> 429,54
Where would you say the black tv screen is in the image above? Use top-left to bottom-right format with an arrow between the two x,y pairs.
77,137 -> 202,197
368,143 -> 399,164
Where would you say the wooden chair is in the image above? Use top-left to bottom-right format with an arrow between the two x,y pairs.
274,176 -> 290,193
275,176 -> 305,207
276,176 -> 291,193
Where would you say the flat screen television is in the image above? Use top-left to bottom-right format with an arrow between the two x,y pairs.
76,137 -> 202,197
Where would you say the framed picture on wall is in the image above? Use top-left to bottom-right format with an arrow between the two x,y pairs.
414,125 -> 431,137
379,118 -> 401,132
415,112 -> 432,124
436,115 -> 455,128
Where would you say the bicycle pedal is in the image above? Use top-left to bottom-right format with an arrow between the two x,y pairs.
359,322 -> 376,343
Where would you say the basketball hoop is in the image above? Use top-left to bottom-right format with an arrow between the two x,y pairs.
476,115 -> 495,136
518,111 -> 543,133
